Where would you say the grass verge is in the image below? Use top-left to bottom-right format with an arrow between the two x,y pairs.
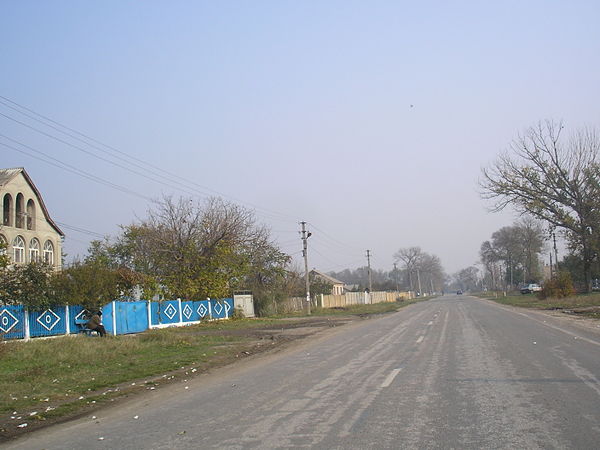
476,291 -> 600,318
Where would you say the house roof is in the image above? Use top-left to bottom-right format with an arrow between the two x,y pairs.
309,269 -> 345,285
0,167 -> 65,237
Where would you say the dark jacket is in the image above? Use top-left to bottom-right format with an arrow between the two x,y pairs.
86,314 -> 102,329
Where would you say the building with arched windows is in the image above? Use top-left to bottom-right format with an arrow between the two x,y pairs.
0,168 -> 64,270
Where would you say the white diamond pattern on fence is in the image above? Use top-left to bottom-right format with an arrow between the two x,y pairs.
182,304 -> 193,320
75,309 -> 89,321
225,302 -> 231,314
213,302 -> 223,315
36,309 -> 61,331
197,303 -> 208,318
164,303 -> 178,320
0,309 -> 19,333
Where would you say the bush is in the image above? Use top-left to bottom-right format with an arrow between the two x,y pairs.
231,307 -> 246,320
538,272 -> 576,299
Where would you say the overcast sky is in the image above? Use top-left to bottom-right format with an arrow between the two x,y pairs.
2,1 -> 599,276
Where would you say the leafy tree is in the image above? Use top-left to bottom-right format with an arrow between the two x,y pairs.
481,121 -> 600,290
0,237 -> 9,269
86,195 -> 290,304
59,261 -> 123,309
0,263 -> 55,309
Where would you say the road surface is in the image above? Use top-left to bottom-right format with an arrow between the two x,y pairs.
5,295 -> 600,449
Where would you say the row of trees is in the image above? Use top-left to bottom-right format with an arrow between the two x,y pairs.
479,218 -> 546,290
393,247 -> 446,294
2,195 -> 451,312
328,247 -> 446,295
0,196 -> 302,314
480,121 -> 600,291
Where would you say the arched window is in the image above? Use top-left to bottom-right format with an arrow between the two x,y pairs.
13,235 -> 25,263
26,199 -> 36,230
2,194 -> 12,227
29,238 -> 40,263
15,193 -> 25,228
43,240 -> 54,265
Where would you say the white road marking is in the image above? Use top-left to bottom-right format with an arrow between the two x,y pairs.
416,335 -> 424,344
380,368 -> 402,388
427,321 -> 433,326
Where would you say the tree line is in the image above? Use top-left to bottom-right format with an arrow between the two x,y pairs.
453,121 -> 600,292
0,196 -> 305,314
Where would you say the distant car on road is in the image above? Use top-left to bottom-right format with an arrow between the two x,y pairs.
456,290 -> 463,295
520,283 -> 542,294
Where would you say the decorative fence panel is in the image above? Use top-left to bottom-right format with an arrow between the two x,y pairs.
28,307 -> 68,338
69,305 -> 88,331
0,304 -> 26,339
194,300 -> 211,321
150,300 -> 181,326
1,295 -> 242,341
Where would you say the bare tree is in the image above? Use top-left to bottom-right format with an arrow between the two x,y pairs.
481,121 -> 600,290
394,247 -> 423,291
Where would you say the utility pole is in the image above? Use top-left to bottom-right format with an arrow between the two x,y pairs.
553,233 -> 559,272
393,262 -> 399,292
416,268 -> 422,296
366,250 -> 372,293
301,222 -> 311,315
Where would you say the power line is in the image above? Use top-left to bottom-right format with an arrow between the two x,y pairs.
0,138 -> 152,201
0,95 -> 300,224
0,112 -> 204,199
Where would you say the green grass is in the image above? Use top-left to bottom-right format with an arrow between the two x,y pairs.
0,323 -> 262,420
476,291 -> 600,318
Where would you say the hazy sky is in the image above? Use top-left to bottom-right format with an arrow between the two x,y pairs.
2,1 -> 599,276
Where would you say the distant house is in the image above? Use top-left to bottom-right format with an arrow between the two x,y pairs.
0,168 -> 64,270
309,269 -> 345,295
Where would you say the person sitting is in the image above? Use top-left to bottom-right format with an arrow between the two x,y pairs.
86,310 -> 107,337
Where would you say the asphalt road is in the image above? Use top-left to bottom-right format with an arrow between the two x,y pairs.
5,295 -> 600,449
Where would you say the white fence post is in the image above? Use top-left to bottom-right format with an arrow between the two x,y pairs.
65,305 -> 70,335
147,300 -> 152,330
178,298 -> 183,325
111,301 -> 117,336
24,308 -> 30,341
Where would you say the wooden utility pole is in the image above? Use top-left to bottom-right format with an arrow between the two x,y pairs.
301,222 -> 311,315
393,262 -> 399,292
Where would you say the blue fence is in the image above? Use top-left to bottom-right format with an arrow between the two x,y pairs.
0,298 -> 236,340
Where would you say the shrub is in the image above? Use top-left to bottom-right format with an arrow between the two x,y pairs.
231,307 -> 246,320
538,272 -> 576,299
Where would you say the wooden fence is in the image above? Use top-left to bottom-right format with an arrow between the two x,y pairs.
281,290 -> 413,312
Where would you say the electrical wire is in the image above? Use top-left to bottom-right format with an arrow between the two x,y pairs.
0,137 -> 152,201
0,95 -> 300,224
